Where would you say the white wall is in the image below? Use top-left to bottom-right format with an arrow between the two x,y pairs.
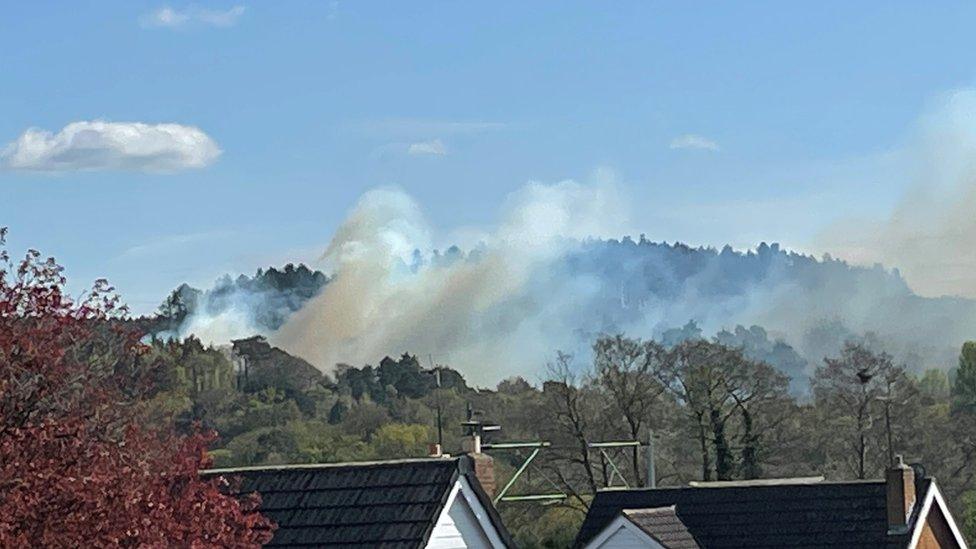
585,516 -> 666,549
425,477 -> 506,549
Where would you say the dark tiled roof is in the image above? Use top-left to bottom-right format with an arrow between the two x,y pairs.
623,507 -> 700,548
576,479 -> 923,548
206,456 -> 512,548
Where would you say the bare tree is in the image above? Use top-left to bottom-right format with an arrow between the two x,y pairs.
723,356 -> 791,479
812,342 -> 897,479
592,335 -> 668,485
542,352 -> 599,508
660,340 -> 742,481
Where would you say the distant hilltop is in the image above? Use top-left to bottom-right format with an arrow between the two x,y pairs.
147,237 -> 976,384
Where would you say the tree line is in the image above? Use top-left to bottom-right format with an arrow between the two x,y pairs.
134,325 -> 976,546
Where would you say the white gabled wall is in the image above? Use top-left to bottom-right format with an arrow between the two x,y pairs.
425,477 -> 507,549
584,515 -> 666,549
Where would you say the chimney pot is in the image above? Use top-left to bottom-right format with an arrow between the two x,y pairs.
461,433 -> 482,454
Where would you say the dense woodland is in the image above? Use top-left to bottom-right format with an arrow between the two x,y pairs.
140,328 -> 976,547
3,233 -> 976,547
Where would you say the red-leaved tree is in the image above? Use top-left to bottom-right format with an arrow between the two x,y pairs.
0,228 -> 274,546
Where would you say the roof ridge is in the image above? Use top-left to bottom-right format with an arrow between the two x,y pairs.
623,505 -> 678,515
201,456 -> 460,475
597,478 -> 886,493
688,476 -> 825,488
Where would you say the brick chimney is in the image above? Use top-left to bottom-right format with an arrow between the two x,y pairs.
462,433 -> 496,499
886,455 -> 916,534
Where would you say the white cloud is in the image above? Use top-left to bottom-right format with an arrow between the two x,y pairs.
1,120 -> 222,173
669,134 -> 721,151
408,139 -> 447,156
141,5 -> 245,28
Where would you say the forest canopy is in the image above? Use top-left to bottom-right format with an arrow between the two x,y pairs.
142,324 -> 976,546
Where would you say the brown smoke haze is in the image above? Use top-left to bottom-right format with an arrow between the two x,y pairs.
821,89 -> 976,299
272,180 -> 636,382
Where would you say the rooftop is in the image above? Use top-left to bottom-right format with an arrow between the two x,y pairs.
622,506 -> 700,549
576,477 -> 933,548
203,455 -> 512,548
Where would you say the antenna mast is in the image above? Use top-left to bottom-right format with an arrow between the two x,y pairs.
430,354 -> 443,447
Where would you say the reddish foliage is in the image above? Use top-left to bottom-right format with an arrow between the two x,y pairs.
0,228 -> 274,547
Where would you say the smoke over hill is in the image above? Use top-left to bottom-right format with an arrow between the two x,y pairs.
160,265 -> 328,342
164,181 -> 974,386
164,91 -> 976,384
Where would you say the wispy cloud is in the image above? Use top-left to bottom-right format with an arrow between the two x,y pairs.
141,5 -> 245,29
118,230 -> 237,260
1,120 -> 221,173
353,118 -> 506,139
669,134 -> 720,152
407,139 -> 447,156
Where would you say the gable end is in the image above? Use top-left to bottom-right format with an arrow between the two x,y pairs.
908,483 -> 968,549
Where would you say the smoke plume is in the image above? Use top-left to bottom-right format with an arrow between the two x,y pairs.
262,176 -> 976,384
272,179 -> 637,382
821,89 -> 976,299
173,90 -> 976,385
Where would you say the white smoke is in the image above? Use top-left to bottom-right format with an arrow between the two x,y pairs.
179,307 -> 264,344
271,178 -> 636,383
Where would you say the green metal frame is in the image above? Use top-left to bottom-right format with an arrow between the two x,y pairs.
588,441 -> 641,448
499,493 -> 567,502
600,449 -> 629,488
483,441 -> 551,450
484,439 -> 643,505
493,447 -> 542,504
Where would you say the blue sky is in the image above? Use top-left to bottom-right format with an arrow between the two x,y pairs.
3,2 -> 976,312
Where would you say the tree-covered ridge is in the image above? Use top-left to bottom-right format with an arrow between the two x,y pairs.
555,237 -> 976,368
566,238 -> 909,302
156,263 -> 329,333
158,237 -> 976,380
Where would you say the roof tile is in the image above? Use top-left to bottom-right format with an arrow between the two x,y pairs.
577,480 -> 905,548
206,457 -> 513,548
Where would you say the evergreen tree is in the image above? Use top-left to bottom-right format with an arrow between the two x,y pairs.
954,341 -> 976,413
